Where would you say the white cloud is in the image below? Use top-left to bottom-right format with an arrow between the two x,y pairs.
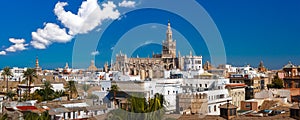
5,38 -> 28,52
0,51 -> 6,55
91,50 -> 99,56
118,0 -> 136,8
31,23 -> 73,49
54,0 -> 120,35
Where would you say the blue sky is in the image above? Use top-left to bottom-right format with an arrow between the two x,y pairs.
0,0 -> 299,70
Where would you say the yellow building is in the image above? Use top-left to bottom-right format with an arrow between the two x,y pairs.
225,83 -> 246,110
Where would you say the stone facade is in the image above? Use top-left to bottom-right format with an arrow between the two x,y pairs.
176,93 -> 208,115
113,21 -> 192,79
225,83 -> 246,110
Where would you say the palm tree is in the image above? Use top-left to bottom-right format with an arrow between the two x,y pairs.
6,90 -> 16,101
0,113 -> 8,120
65,80 -> 77,99
38,111 -> 51,120
53,90 -> 65,99
107,93 -> 165,120
42,81 -> 54,101
23,68 -> 37,100
1,67 -> 12,94
110,85 -> 119,108
31,90 -> 43,102
24,111 -> 39,120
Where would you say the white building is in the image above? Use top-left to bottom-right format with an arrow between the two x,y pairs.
112,75 -> 231,115
183,52 -> 203,72
0,67 -> 27,82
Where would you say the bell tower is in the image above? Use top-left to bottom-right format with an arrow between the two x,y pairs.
162,20 -> 176,58
35,56 -> 42,74
162,20 -> 177,70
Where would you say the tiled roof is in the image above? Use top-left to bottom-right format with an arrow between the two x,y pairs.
16,106 -> 38,111
225,83 -> 247,88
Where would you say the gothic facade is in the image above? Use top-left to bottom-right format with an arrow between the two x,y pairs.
113,21 -> 201,79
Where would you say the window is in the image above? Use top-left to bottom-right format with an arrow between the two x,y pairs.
220,94 -> 225,98
200,84 -> 202,87
245,103 -> 251,108
208,106 -> 211,113
205,84 -> 207,88
214,105 -> 217,112
168,91 -> 170,95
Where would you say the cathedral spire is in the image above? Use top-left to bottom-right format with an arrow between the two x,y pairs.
35,56 -> 42,74
166,20 -> 172,42
35,56 -> 39,69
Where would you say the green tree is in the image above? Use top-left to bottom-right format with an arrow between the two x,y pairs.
41,81 -> 54,101
37,111 -> 51,120
24,111 -> 39,120
23,68 -> 37,100
268,75 -> 284,89
1,67 -> 12,94
0,113 -> 8,120
129,94 -> 147,113
6,90 -> 16,101
23,111 -> 50,120
65,80 -> 77,99
31,90 -> 43,102
53,90 -> 66,99
107,93 -> 165,120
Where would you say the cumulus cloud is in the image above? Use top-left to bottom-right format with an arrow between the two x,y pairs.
91,50 -> 99,56
0,51 -> 6,55
31,23 -> 73,49
54,0 -> 120,35
5,38 -> 28,52
118,0 -> 136,8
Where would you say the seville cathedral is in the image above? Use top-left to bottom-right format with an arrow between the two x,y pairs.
112,21 -> 203,79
